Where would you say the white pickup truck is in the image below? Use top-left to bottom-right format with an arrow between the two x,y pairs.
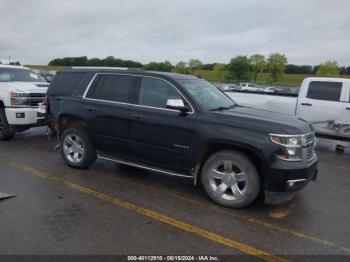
226,77 -> 350,140
0,65 -> 48,140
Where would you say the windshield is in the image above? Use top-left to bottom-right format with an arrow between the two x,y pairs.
178,79 -> 236,110
0,68 -> 46,82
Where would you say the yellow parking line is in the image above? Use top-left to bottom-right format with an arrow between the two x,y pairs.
1,158 -> 348,254
0,159 -> 287,262
86,169 -> 349,253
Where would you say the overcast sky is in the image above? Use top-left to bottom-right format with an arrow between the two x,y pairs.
1,0 -> 349,66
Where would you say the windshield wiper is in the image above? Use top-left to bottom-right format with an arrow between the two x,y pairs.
209,105 -> 236,111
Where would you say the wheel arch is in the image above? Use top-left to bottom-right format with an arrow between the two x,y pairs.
193,140 -> 265,185
58,114 -> 88,137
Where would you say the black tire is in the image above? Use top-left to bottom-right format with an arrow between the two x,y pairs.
201,150 -> 260,208
0,108 -> 15,140
60,127 -> 96,168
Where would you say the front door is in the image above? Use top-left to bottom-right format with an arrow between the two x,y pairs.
128,76 -> 196,174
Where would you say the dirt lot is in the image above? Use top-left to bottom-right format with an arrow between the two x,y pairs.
0,127 -> 349,261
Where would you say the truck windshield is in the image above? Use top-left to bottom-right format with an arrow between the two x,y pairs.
0,68 -> 46,82
178,79 -> 236,111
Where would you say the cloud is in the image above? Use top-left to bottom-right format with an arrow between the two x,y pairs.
0,0 -> 349,65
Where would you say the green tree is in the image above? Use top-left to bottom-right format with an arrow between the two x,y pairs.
249,54 -> 265,81
188,59 -> 203,74
87,58 -> 101,66
227,56 -> 251,81
317,61 -> 340,76
267,53 -> 287,82
143,60 -> 173,72
213,63 -> 227,81
172,61 -> 188,74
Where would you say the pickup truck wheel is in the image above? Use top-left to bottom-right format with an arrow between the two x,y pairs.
60,127 -> 96,168
0,108 -> 15,140
201,150 -> 260,208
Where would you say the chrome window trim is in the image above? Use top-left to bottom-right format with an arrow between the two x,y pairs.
72,66 -> 128,70
82,73 -> 195,114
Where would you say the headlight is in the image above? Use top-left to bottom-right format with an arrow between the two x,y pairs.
270,135 -> 301,147
11,91 -> 30,97
11,91 -> 31,107
270,134 -> 302,161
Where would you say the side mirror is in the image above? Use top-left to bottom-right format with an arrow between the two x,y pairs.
166,99 -> 189,112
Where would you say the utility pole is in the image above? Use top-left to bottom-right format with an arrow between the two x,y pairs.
8,56 -> 11,64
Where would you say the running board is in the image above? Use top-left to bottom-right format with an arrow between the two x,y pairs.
97,155 -> 193,179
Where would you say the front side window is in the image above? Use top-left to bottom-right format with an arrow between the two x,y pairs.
0,68 -> 45,82
86,74 -> 134,103
307,81 -> 342,102
178,79 -> 235,111
138,77 -> 182,109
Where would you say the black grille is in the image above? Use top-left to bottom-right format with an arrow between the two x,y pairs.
28,97 -> 45,106
305,133 -> 316,161
26,93 -> 46,106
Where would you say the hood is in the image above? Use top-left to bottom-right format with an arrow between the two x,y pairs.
0,81 -> 48,93
212,106 -> 312,135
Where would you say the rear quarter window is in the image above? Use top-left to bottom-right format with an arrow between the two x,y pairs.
86,74 -> 135,103
48,72 -> 86,96
306,81 -> 342,102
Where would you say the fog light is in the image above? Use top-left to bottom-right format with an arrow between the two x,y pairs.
16,113 -> 25,118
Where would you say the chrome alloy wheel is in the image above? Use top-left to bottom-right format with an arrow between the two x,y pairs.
208,160 -> 249,201
63,134 -> 85,164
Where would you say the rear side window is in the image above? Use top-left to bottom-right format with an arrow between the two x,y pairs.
86,74 -> 135,103
48,72 -> 86,96
306,81 -> 342,101
138,77 -> 182,109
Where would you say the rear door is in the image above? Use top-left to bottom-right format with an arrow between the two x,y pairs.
296,80 -> 345,136
128,76 -> 196,174
83,73 -> 137,158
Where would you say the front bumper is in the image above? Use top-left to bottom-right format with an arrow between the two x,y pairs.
264,157 -> 318,205
5,107 -> 47,126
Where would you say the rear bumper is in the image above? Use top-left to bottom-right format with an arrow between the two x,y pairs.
264,157 -> 318,205
5,107 -> 46,126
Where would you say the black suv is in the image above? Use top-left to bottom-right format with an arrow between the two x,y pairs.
47,67 -> 318,208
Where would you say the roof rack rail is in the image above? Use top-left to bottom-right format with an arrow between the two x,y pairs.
71,66 -> 129,70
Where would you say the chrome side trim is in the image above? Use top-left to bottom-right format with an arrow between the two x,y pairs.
97,155 -> 193,178
82,73 -> 195,114
287,179 -> 307,183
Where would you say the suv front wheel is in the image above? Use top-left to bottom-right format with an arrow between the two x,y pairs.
60,127 -> 96,168
201,150 -> 260,208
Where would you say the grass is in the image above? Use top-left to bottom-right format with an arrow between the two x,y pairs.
193,70 -> 350,87
25,65 -> 349,87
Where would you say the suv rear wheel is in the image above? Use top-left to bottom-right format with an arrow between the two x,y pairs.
201,150 -> 260,208
0,108 -> 15,140
60,127 -> 96,168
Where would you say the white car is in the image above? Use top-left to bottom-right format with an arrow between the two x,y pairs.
0,65 -> 48,140
226,77 -> 350,140
239,83 -> 261,91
